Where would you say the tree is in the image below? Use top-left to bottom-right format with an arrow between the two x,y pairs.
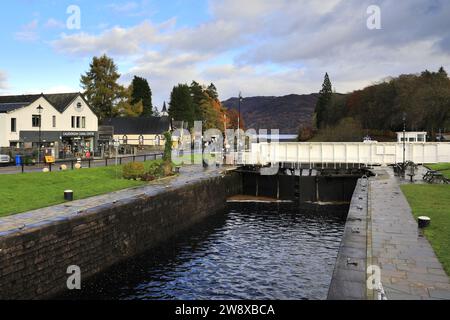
131,76 -> 153,117
315,73 -> 333,129
80,55 -> 125,120
190,81 -> 204,121
115,85 -> 143,117
226,108 -> 245,130
169,84 -> 195,128
297,125 -> 314,141
207,83 -> 219,100
200,92 -> 225,130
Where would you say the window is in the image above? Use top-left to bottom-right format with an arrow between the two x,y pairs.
82,117 -> 86,128
77,102 -> 82,109
123,135 -> 128,144
52,116 -> 56,128
71,116 -> 75,128
32,115 -> 40,127
409,138 -> 415,142
11,118 -> 16,132
76,117 -> 81,128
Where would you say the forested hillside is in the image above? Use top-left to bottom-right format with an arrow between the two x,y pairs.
316,68 -> 450,137
222,94 -> 318,134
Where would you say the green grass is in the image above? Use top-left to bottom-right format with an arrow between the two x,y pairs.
428,163 -> 450,179
0,160 -> 163,218
401,183 -> 450,276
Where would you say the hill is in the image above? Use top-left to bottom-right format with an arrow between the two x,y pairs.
222,94 -> 319,134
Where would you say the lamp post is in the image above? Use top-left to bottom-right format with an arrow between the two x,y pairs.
402,112 -> 406,177
37,105 -> 43,165
237,92 -> 243,152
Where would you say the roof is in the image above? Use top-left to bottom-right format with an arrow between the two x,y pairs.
0,102 -> 30,113
396,131 -> 427,134
44,93 -> 79,112
0,92 -> 82,113
101,117 -> 170,135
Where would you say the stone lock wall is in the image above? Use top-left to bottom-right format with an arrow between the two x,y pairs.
0,173 -> 242,300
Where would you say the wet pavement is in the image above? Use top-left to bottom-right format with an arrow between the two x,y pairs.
369,167 -> 450,300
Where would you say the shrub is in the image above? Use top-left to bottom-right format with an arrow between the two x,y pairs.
122,162 -> 145,180
146,160 -> 165,177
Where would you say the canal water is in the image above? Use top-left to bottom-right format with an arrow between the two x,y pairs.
62,202 -> 347,300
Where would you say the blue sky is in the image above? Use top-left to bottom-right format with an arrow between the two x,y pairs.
1,0 -> 450,108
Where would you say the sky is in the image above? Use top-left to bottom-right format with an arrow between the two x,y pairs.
0,0 -> 450,109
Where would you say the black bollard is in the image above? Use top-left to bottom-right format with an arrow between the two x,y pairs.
418,216 -> 430,229
64,190 -> 74,201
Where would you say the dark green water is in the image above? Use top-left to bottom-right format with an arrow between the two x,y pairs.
61,202 -> 347,300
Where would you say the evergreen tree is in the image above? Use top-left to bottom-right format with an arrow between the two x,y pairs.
115,84 -> 143,117
190,80 -> 205,121
131,76 -> 153,117
169,84 -> 195,128
207,83 -> 219,100
80,54 -> 125,120
315,73 -> 333,129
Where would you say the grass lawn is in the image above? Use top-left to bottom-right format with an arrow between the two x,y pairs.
0,160 -> 163,218
428,163 -> 450,179
401,168 -> 450,275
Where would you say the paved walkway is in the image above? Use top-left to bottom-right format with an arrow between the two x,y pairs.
370,168 -> 450,300
0,165 -> 229,236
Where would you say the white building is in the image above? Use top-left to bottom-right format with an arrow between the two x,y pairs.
100,117 -> 170,147
0,93 -> 98,158
396,131 -> 427,143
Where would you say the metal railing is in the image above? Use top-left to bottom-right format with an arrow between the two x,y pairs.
1,153 -> 164,174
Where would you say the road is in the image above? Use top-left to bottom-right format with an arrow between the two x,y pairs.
0,152 -> 163,175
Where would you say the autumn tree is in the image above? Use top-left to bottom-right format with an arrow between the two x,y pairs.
226,108 -> 245,130
115,84 -> 143,117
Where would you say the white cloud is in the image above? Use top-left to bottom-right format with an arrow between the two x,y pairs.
44,18 -> 65,29
53,20 -> 163,56
15,19 -> 40,42
49,0 -> 450,106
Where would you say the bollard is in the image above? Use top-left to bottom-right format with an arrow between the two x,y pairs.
418,216 -> 430,229
64,190 -> 74,201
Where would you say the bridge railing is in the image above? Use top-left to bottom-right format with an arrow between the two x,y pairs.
246,142 -> 450,166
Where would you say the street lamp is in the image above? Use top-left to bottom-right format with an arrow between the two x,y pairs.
402,112 -> 406,177
37,105 -> 43,165
237,92 -> 243,152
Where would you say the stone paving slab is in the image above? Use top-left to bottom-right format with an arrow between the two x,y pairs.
0,165 -> 230,237
328,179 -> 369,300
369,167 -> 450,300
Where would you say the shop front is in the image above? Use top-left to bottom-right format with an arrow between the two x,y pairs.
61,131 -> 96,159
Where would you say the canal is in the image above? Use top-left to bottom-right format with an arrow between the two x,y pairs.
61,202 -> 347,300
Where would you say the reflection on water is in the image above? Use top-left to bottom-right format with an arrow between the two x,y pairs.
61,202 -> 347,300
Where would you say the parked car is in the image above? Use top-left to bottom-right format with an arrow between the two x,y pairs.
0,154 -> 11,166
